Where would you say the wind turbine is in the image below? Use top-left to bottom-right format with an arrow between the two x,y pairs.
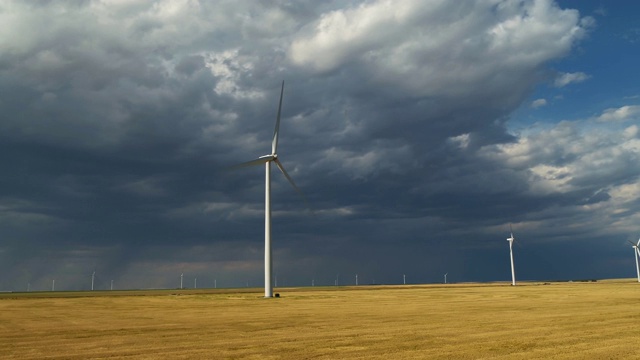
91,270 -> 95,291
444,273 -> 448,284
507,225 -> 516,286
232,81 -> 304,298
628,238 -> 640,282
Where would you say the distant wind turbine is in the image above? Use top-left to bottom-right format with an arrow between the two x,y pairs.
628,238 -> 640,282
91,270 -> 95,291
507,225 -> 516,286
231,81 -> 305,298
444,273 -> 448,284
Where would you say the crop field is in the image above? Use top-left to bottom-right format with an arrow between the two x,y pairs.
1,280 -> 640,359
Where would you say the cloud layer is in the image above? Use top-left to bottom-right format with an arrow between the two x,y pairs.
0,0 -> 638,290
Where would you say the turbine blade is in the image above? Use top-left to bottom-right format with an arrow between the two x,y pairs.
271,80 -> 285,155
227,157 -> 270,170
637,238 -> 640,247
274,158 -> 310,209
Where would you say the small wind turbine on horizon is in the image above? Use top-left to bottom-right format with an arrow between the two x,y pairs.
628,238 -> 640,282
507,225 -> 516,286
91,270 -> 96,291
231,81 -> 306,298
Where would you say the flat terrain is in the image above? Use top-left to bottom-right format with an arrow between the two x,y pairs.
1,281 -> 639,359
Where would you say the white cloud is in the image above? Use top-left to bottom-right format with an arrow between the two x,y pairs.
596,105 -> 640,122
474,114 -> 640,240
554,71 -> 590,87
623,125 -> 639,139
482,118 -> 640,198
289,0 -> 589,100
531,98 -> 548,108
448,133 -> 471,149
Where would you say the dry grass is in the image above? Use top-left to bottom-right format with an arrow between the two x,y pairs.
2,281 -> 640,359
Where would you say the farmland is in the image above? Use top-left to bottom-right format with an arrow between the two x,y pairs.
1,281 -> 639,359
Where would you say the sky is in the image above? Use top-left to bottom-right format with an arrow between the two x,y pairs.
1,0 -> 639,291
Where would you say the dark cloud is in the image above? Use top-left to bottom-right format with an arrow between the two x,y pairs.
0,0 -> 638,291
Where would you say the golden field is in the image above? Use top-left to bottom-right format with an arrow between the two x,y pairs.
1,281 -> 640,359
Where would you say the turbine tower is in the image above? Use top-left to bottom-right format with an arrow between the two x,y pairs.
232,81 -> 304,298
628,238 -> 640,282
507,226 -> 516,286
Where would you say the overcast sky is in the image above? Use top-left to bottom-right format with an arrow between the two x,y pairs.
1,0 -> 639,291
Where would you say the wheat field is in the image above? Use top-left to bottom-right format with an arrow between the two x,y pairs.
1,281 -> 639,359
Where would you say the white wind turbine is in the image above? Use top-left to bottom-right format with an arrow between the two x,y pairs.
628,238 -> 640,283
507,225 -> 516,286
232,81 -> 304,298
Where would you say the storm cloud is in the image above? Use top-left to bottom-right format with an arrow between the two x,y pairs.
0,0 -> 638,291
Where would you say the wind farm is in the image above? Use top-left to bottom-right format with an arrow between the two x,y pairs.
2,0 -> 640,358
